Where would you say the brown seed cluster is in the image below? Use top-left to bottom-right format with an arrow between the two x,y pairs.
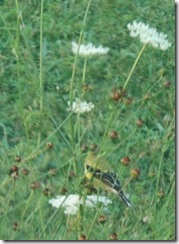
98,215 -> 106,224
90,143 -> 98,151
163,80 -> 172,88
14,155 -> 23,163
9,165 -> 19,179
130,168 -> 140,179
121,157 -> 131,166
30,182 -> 40,190
136,119 -> 144,127
43,188 -> 51,197
60,187 -> 68,195
21,168 -> 30,175
111,87 -> 126,101
109,232 -> 118,240
109,130 -> 119,139
81,144 -> 88,153
78,234 -> 86,240
46,142 -> 54,149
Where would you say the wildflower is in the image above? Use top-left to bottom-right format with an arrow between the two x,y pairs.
127,21 -> 171,50
67,98 -> 94,114
49,194 -> 112,215
72,41 -> 109,56
85,195 -> 112,208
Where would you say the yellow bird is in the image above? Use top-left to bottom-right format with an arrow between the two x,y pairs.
85,151 -> 132,207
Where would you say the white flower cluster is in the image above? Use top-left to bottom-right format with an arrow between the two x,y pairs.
49,194 -> 112,215
67,98 -> 94,114
72,41 -> 109,56
127,21 -> 171,50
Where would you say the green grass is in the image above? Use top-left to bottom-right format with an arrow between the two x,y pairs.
0,0 -> 175,240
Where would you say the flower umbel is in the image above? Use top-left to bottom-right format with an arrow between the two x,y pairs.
72,41 -> 109,56
127,21 -> 171,50
49,194 -> 112,215
67,98 -> 95,114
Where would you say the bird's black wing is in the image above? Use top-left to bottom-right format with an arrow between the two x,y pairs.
86,164 -> 133,207
86,164 -> 122,192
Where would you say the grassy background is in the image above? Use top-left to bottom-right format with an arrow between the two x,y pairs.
0,0 -> 175,240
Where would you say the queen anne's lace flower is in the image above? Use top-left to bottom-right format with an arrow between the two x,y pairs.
127,21 -> 171,50
72,41 -> 109,56
67,98 -> 94,114
49,194 -> 112,215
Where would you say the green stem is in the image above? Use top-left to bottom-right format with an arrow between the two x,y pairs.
110,75 -> 163,156
82,57 -> 87,83
155,115 -> 175,193
152,115 -> 175,217
15,1 -> 21,105
50,116 -> 73,153
69,0 -> 92,153
86,211 -> 99,239
63,214 -> 71,239
100,43 -> 148,153
22,190 -> 34,220
100,104 -> 119,153
39,0 -> 44,111
77,203 -> 84,238
123,42 -> 147,89
20,113 -> 72,165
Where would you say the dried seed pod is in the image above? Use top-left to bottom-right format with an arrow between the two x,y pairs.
12,222 -> 19,231
131,168 -> 140,179
81,144 -> 88,153
109,130 -> 119,139
123,97 -> 133,105
157,190 -> 165,198
60,187 -> 68,195
30,182 -> 40,190
43,188 -> 51,197
69,171 -> 76,180
163,80 -> 172,88
21,168 -> 30,176
78,234 -> 86,240
89,143 -> 98,151
121,157 -> 131,166
112,90 -> 122,101
109,232 -> 118,240
47,142 -> 53,149
136,119 -> 144,127
10,165 -> 18,173
14,155 -> 23,163
48,168 -> 57,176
98,215 -> 106,224
9,165 -> 19,179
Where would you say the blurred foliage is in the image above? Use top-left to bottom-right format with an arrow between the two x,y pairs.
0,0 -> 175,240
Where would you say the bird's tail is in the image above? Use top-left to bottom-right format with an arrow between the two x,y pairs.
119,192 -> 133,207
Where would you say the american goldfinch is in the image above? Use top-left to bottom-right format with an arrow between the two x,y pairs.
85,151 -> 132,207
